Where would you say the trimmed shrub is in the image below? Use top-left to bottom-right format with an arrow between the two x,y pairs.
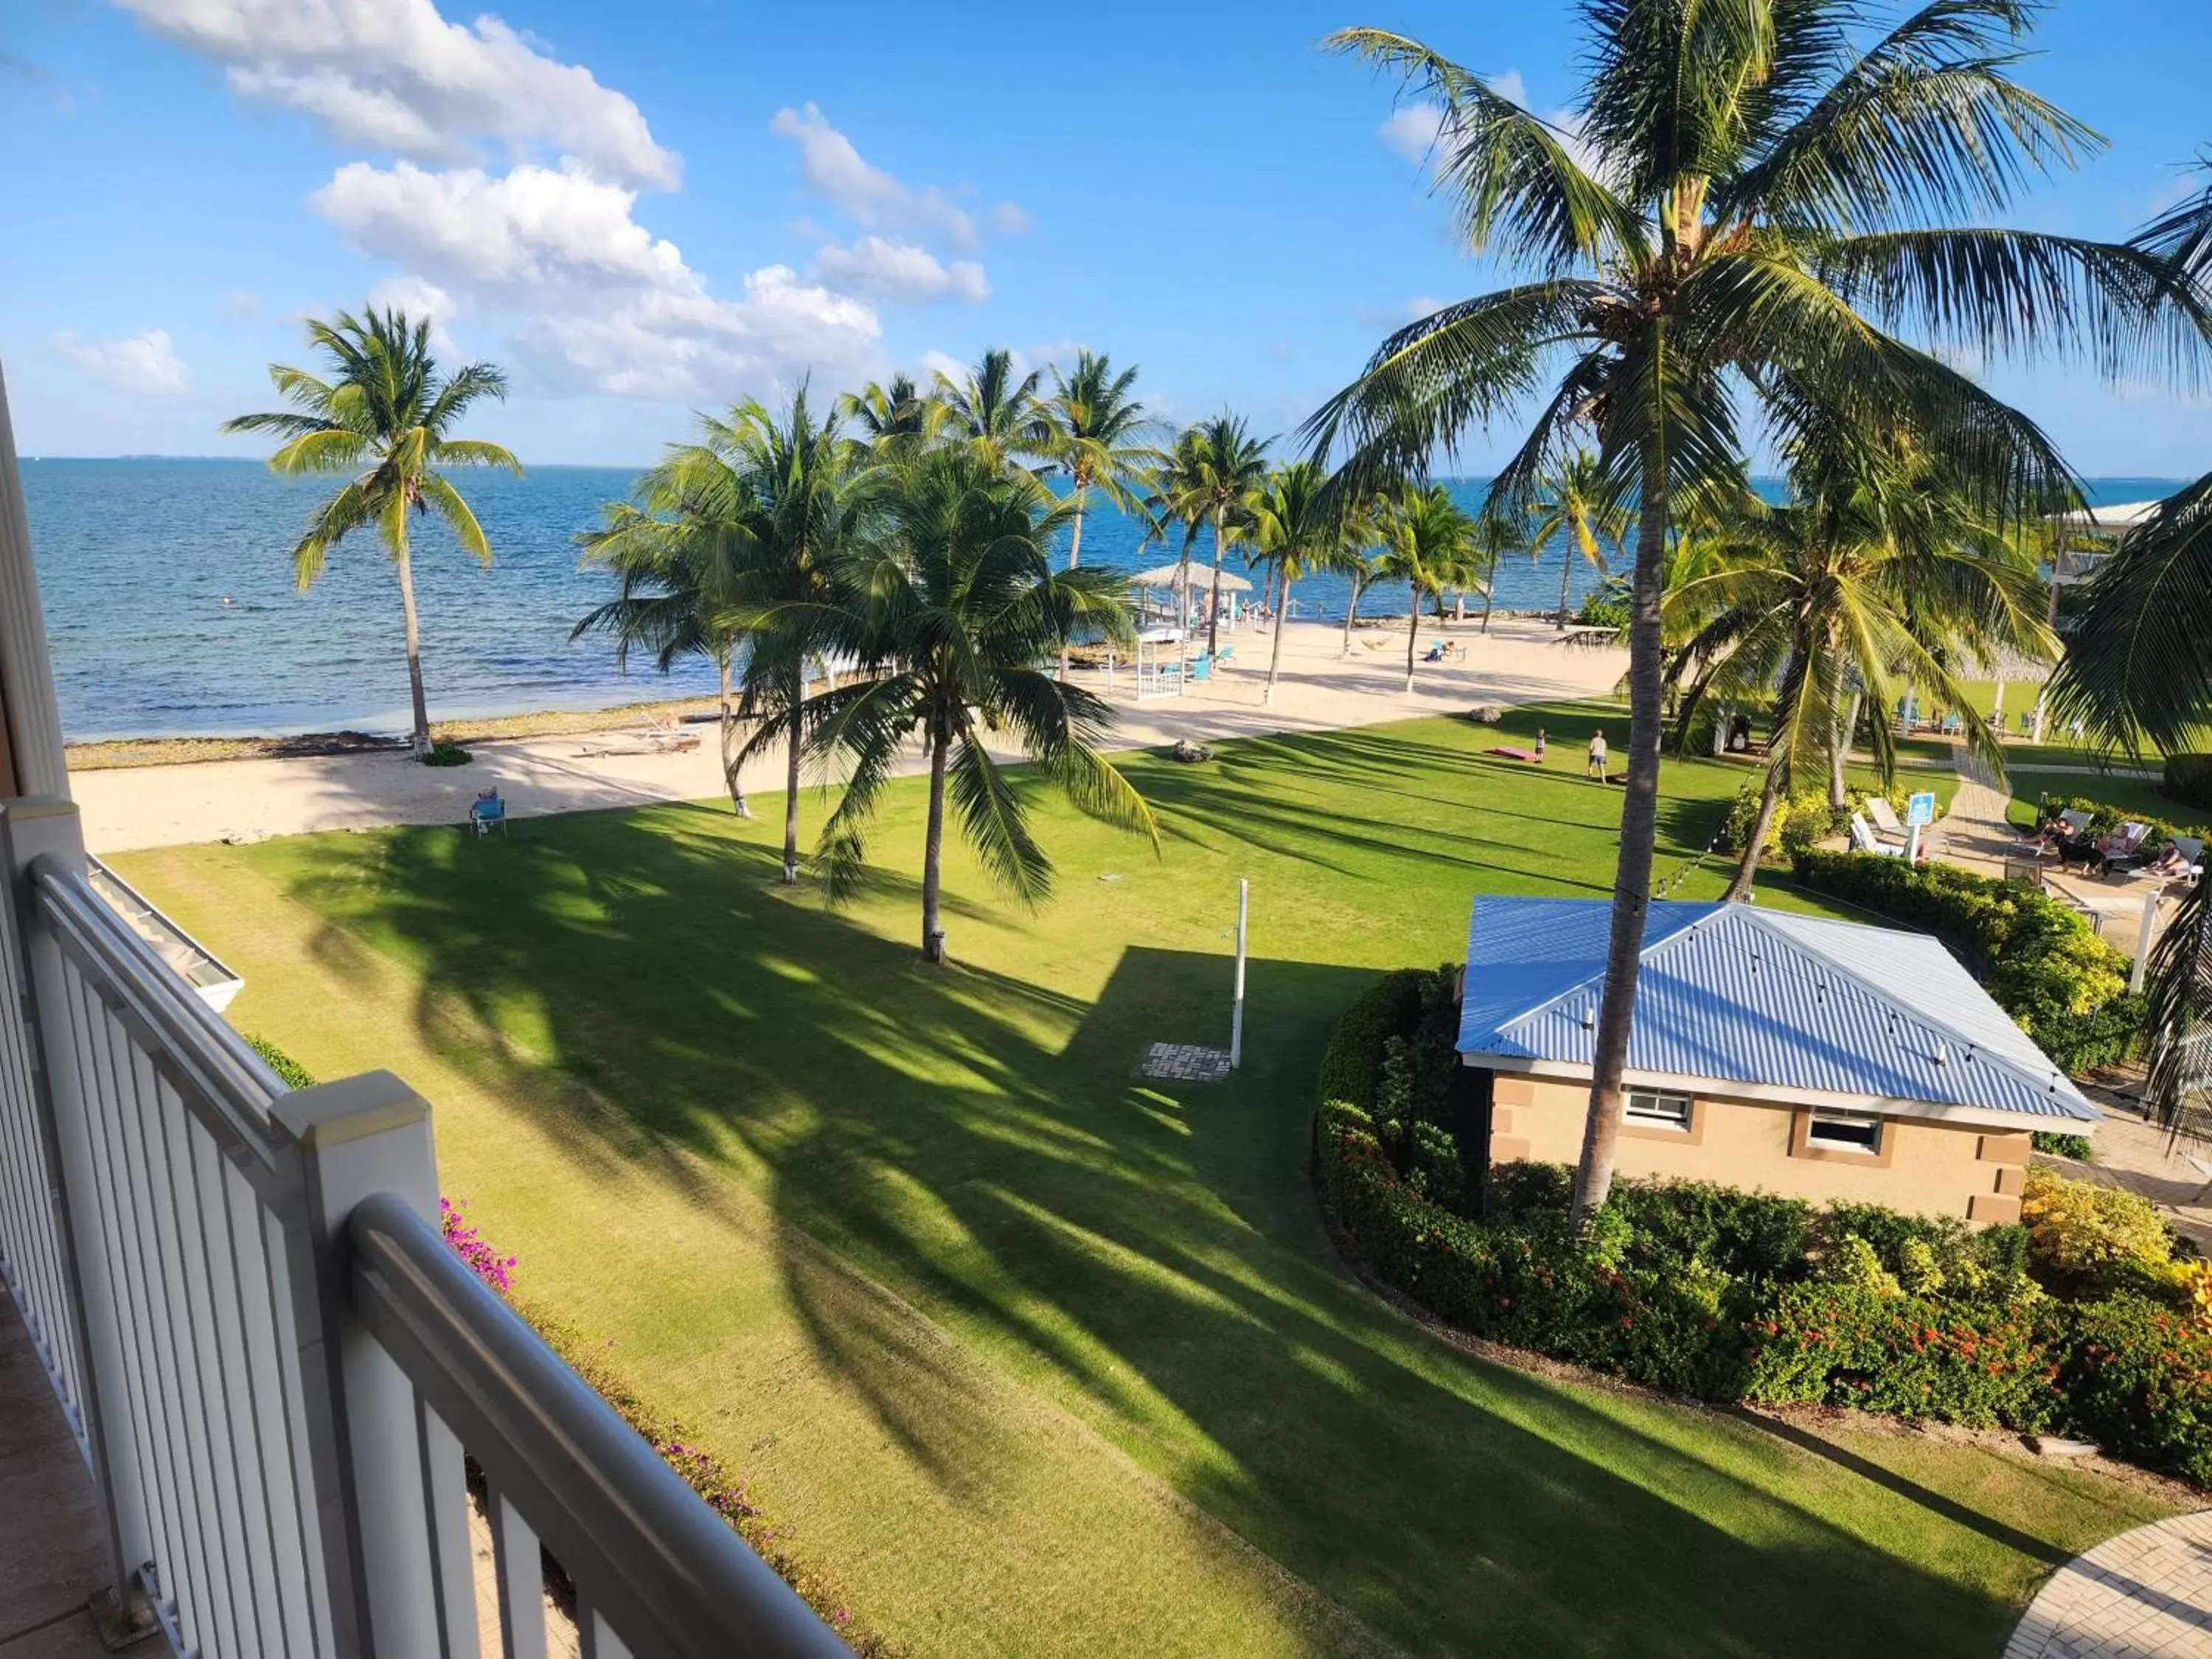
1316,970 -> 1429,1110
2166,754 -> 2212,813
2060,1295 -> 2212,1485
1744,1283 -> 2059,1430
1791,849 -> 2144,1072
422,741 -> 473,767
2033,1132 -> 2095,1161
247,1034 -> 316,1091
2020,1167 -> 2177,1298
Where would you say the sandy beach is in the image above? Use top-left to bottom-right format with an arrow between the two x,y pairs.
66,618 -> 1629,853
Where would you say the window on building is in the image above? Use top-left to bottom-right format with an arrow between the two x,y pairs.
1624,1090 -> 1693,1130
1806,1107 -> 1883,1153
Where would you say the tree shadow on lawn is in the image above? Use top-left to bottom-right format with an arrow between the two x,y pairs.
255,810 -> 2118,1659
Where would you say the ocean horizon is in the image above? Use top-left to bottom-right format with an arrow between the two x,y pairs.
20,458 -> 2185,743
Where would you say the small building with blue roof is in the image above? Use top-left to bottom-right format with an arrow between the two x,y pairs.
1458,895 -> 2098,1223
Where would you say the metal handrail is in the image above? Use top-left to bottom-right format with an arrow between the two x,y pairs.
31,855 -> 285,1166
347,1192 -> 851,1659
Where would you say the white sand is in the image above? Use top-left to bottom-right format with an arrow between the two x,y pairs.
69,619 -> 1629,853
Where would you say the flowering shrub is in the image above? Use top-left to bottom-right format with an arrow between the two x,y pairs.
1743,1283 -> 2059,1429
1316,967 -> 1433,1110
439,1197 -> 518,1296
2059,1295 -> 2212,1485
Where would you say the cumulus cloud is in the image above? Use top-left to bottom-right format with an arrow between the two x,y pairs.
810,237 -> 988,303
771,102 -> 1012,249
221,288 -> 262,319
115,0 -> 678,188
365,273 -> 462,350
990,202 -> 1031,235
1379,101 -> 1449,164
55,328 -> 189,394
313,159 -> 879,397
1379,74 -> 1596,175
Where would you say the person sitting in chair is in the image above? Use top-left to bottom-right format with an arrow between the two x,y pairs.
2147,841 -> 2193,880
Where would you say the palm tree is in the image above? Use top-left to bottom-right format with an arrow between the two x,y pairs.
1474,506 -> 1527,633
1310,7 -> 2192,1225
1339,549 -> 1377,658
756,448 -> 1157,962
574,495 -> 755,819
1666,421 -> 2053,900
928,348 -> 1051,475
580,389 -> 874,882
840,374 -> 933,451
223,307 -> 520,756
1040,352 -> 1160,678
1154,415 -> 1271,658
1532,450 -> 1628,629
1375,484 -> 1484,692
1249,461 -> 1369,704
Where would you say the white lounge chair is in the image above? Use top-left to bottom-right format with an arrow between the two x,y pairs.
1849,813 -> 1902,858
1864,797 -> 1908,841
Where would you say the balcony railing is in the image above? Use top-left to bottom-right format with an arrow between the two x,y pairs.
0,794 -> 851,1659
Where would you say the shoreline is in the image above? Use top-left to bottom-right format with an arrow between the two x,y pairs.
62,611 -> 1576,772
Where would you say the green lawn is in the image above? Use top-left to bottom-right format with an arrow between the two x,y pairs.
119,702 -> 2179,1659
2005,768 -> 2211,834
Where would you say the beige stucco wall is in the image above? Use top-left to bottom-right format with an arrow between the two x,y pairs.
1487,1074 -> 2030,1222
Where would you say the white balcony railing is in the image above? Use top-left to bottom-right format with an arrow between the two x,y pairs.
0,794 -> 852,1659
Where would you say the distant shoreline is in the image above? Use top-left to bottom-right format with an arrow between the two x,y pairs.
61,613 -> 1569,770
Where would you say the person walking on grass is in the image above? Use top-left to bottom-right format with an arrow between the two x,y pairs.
1534,728 -> 1546,764
1587,729 -> 1608,783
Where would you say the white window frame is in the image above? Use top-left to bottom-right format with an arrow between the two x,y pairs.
1624,1089 -> 1694,1131
1806,1107 -> 1884,1154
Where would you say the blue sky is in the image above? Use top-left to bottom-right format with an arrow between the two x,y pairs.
3,0 -> 2207,473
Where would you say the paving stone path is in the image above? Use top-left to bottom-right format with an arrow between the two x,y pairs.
2006,1510 -> 2212,1658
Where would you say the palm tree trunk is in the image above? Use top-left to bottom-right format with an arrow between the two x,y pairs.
1266,576 -> 1291,706
1728,759 -> 1785,902
1206,507 -> 1226,658
1481,553 -> 1498,633
1342,574 -> 1363,657
1058,480 -> 1087,682
920,724 -> 950,963
1404,584 -> 1420,692
1570,437 -> 1670,1230
719,650 -> 750,818
394,536 -> 431,754
1557,540 -> 1574,630
781,664 -> 803,884
1828,690 -> 1861,813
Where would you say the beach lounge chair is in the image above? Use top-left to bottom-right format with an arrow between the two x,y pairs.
578,712 -> 704,758
1939,713 -> 1964,737
1848,813 -> 1902,858
1864,797 -> 1907,840
2096,821 -> 2152,876
469,790 -> 507,837
1188,653 -> 1214,683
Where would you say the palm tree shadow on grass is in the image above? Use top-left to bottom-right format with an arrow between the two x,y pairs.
257,810 -> 2107,1658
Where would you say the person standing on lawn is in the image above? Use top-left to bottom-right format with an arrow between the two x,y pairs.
1587,730 -> 1607,782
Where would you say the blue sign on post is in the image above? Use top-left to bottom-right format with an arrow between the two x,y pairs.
1907,791 -> 1937,827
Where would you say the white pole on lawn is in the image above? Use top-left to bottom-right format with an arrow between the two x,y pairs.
1229,878 -> 1249,1069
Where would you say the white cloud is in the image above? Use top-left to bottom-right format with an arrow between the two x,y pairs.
220,288 -> 261,319
55,328 -> 189,394
1380,102 -> 1448,164
1406,295 -> 1448,319
365,274 -> 462,351
810,237 -> 988,303
1485,71 -> 1531,111
990,202 -> 1030,235
115,0 -> 678,188
313,159 -> 880,397
771,102 -> 1006,249
917,349 -> 970,384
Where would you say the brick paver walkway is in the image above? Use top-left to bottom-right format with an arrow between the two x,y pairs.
2006,1511 -> 2212,1658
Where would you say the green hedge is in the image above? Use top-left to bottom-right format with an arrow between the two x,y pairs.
2167,754 -> 2212,813
1315,969 -> 1431,1110
247,1034 -> 316,1091
1791,849 -> 2144,1073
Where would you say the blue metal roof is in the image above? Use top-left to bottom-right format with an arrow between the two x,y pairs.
1456,897 -> 2096,1122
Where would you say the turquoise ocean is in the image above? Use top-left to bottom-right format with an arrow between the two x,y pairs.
18,459 -> 2185,742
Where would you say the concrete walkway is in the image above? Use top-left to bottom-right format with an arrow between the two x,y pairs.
2006,1510 -> 2212,1658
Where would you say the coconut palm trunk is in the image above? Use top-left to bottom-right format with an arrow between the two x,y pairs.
1557,535 -> 1576,628
1829,689 -> 1861,813
919,720 -> 950,963
394,536 -> 432,754
781,662 -> 804,884
1404,583 -> 1422,692
1057,476 -> 1088,681
1266,577 -> 1292,705
1728,758 -> 1786,902
1570,448 -> 1669,1228
1206,507 -> 1228,658
1342,572 -> 1363,656
718,650 -> 751,818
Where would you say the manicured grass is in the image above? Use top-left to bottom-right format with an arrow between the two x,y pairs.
119,702 -> 2180,1659
2005,768 -> 2211,835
